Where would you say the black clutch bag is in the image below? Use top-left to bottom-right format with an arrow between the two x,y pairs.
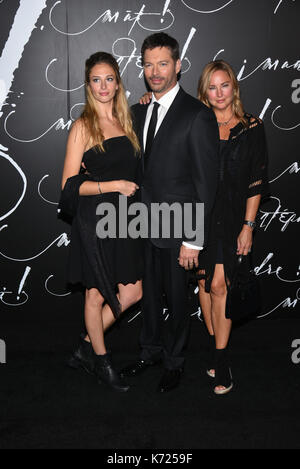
225,254 -> 261,321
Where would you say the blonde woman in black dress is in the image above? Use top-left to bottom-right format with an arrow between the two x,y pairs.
61,52 -> 143,392
196,60 -> 268,394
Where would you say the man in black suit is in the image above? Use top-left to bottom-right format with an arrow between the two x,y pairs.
122,33 -> 219,392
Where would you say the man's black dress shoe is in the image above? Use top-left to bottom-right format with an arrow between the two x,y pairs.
157,368 -> 182,393
120,359 -> 160,377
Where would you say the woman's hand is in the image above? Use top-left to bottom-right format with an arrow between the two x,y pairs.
236,225 -> 253,255
139,92 -> 152,105
118,180 -> 139,197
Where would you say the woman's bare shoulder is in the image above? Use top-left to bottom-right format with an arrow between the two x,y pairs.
68,118 -> 89,145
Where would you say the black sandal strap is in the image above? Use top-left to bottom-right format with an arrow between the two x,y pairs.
215,348 -> 232,387
207,334 -> 215,371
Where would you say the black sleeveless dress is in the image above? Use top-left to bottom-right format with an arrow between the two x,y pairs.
67,136 -> 144,300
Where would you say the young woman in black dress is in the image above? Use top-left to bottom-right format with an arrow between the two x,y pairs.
61,52 -> 143,392
196,60 -> 268,394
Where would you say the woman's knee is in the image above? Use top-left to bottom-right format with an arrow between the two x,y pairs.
127,289 -> 143,308
85,288 -> 104,307
210,278 -> 227,297
119,283 -> 142,309
198,278 -> 206,293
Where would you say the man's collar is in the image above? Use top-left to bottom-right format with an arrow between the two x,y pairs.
151,82 -> 180,109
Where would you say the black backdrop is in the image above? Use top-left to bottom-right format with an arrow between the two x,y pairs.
1,0 -> 300,353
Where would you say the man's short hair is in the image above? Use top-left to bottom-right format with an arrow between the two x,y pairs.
141,33 -> 180,65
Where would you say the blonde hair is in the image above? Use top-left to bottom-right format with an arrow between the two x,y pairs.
80,52 -> 140,153
197,60 -> 247,127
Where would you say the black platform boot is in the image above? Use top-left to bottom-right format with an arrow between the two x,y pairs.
206,334 -> 215,378
95,352 -> 130,392
67,334 -> 95,375
214,348 -> 233,395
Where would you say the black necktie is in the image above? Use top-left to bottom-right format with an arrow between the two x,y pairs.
144,102 -> 160,166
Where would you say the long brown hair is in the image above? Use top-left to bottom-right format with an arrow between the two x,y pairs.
80,52 -> 140,153
197,59 -> 247,127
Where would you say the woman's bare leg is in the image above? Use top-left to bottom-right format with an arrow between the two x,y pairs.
84,288 -> 106,355
210,264 -> 232,391
84,280 -> 142,340
198,274 -> 215,376
210,264 -> 232,350
198,275 -> 214,336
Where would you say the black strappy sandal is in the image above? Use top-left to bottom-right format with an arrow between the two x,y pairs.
214,348 -> 233,395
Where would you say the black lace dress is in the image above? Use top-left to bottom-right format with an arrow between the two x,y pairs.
198,114 -> 269,292
66,136 -> 144,315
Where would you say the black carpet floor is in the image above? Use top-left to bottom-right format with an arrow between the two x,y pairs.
1,314 -> 300,451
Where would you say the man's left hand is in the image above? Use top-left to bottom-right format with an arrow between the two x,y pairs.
178,245 -> 199,270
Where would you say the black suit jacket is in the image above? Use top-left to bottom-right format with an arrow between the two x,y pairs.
131,86 -> 219,249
